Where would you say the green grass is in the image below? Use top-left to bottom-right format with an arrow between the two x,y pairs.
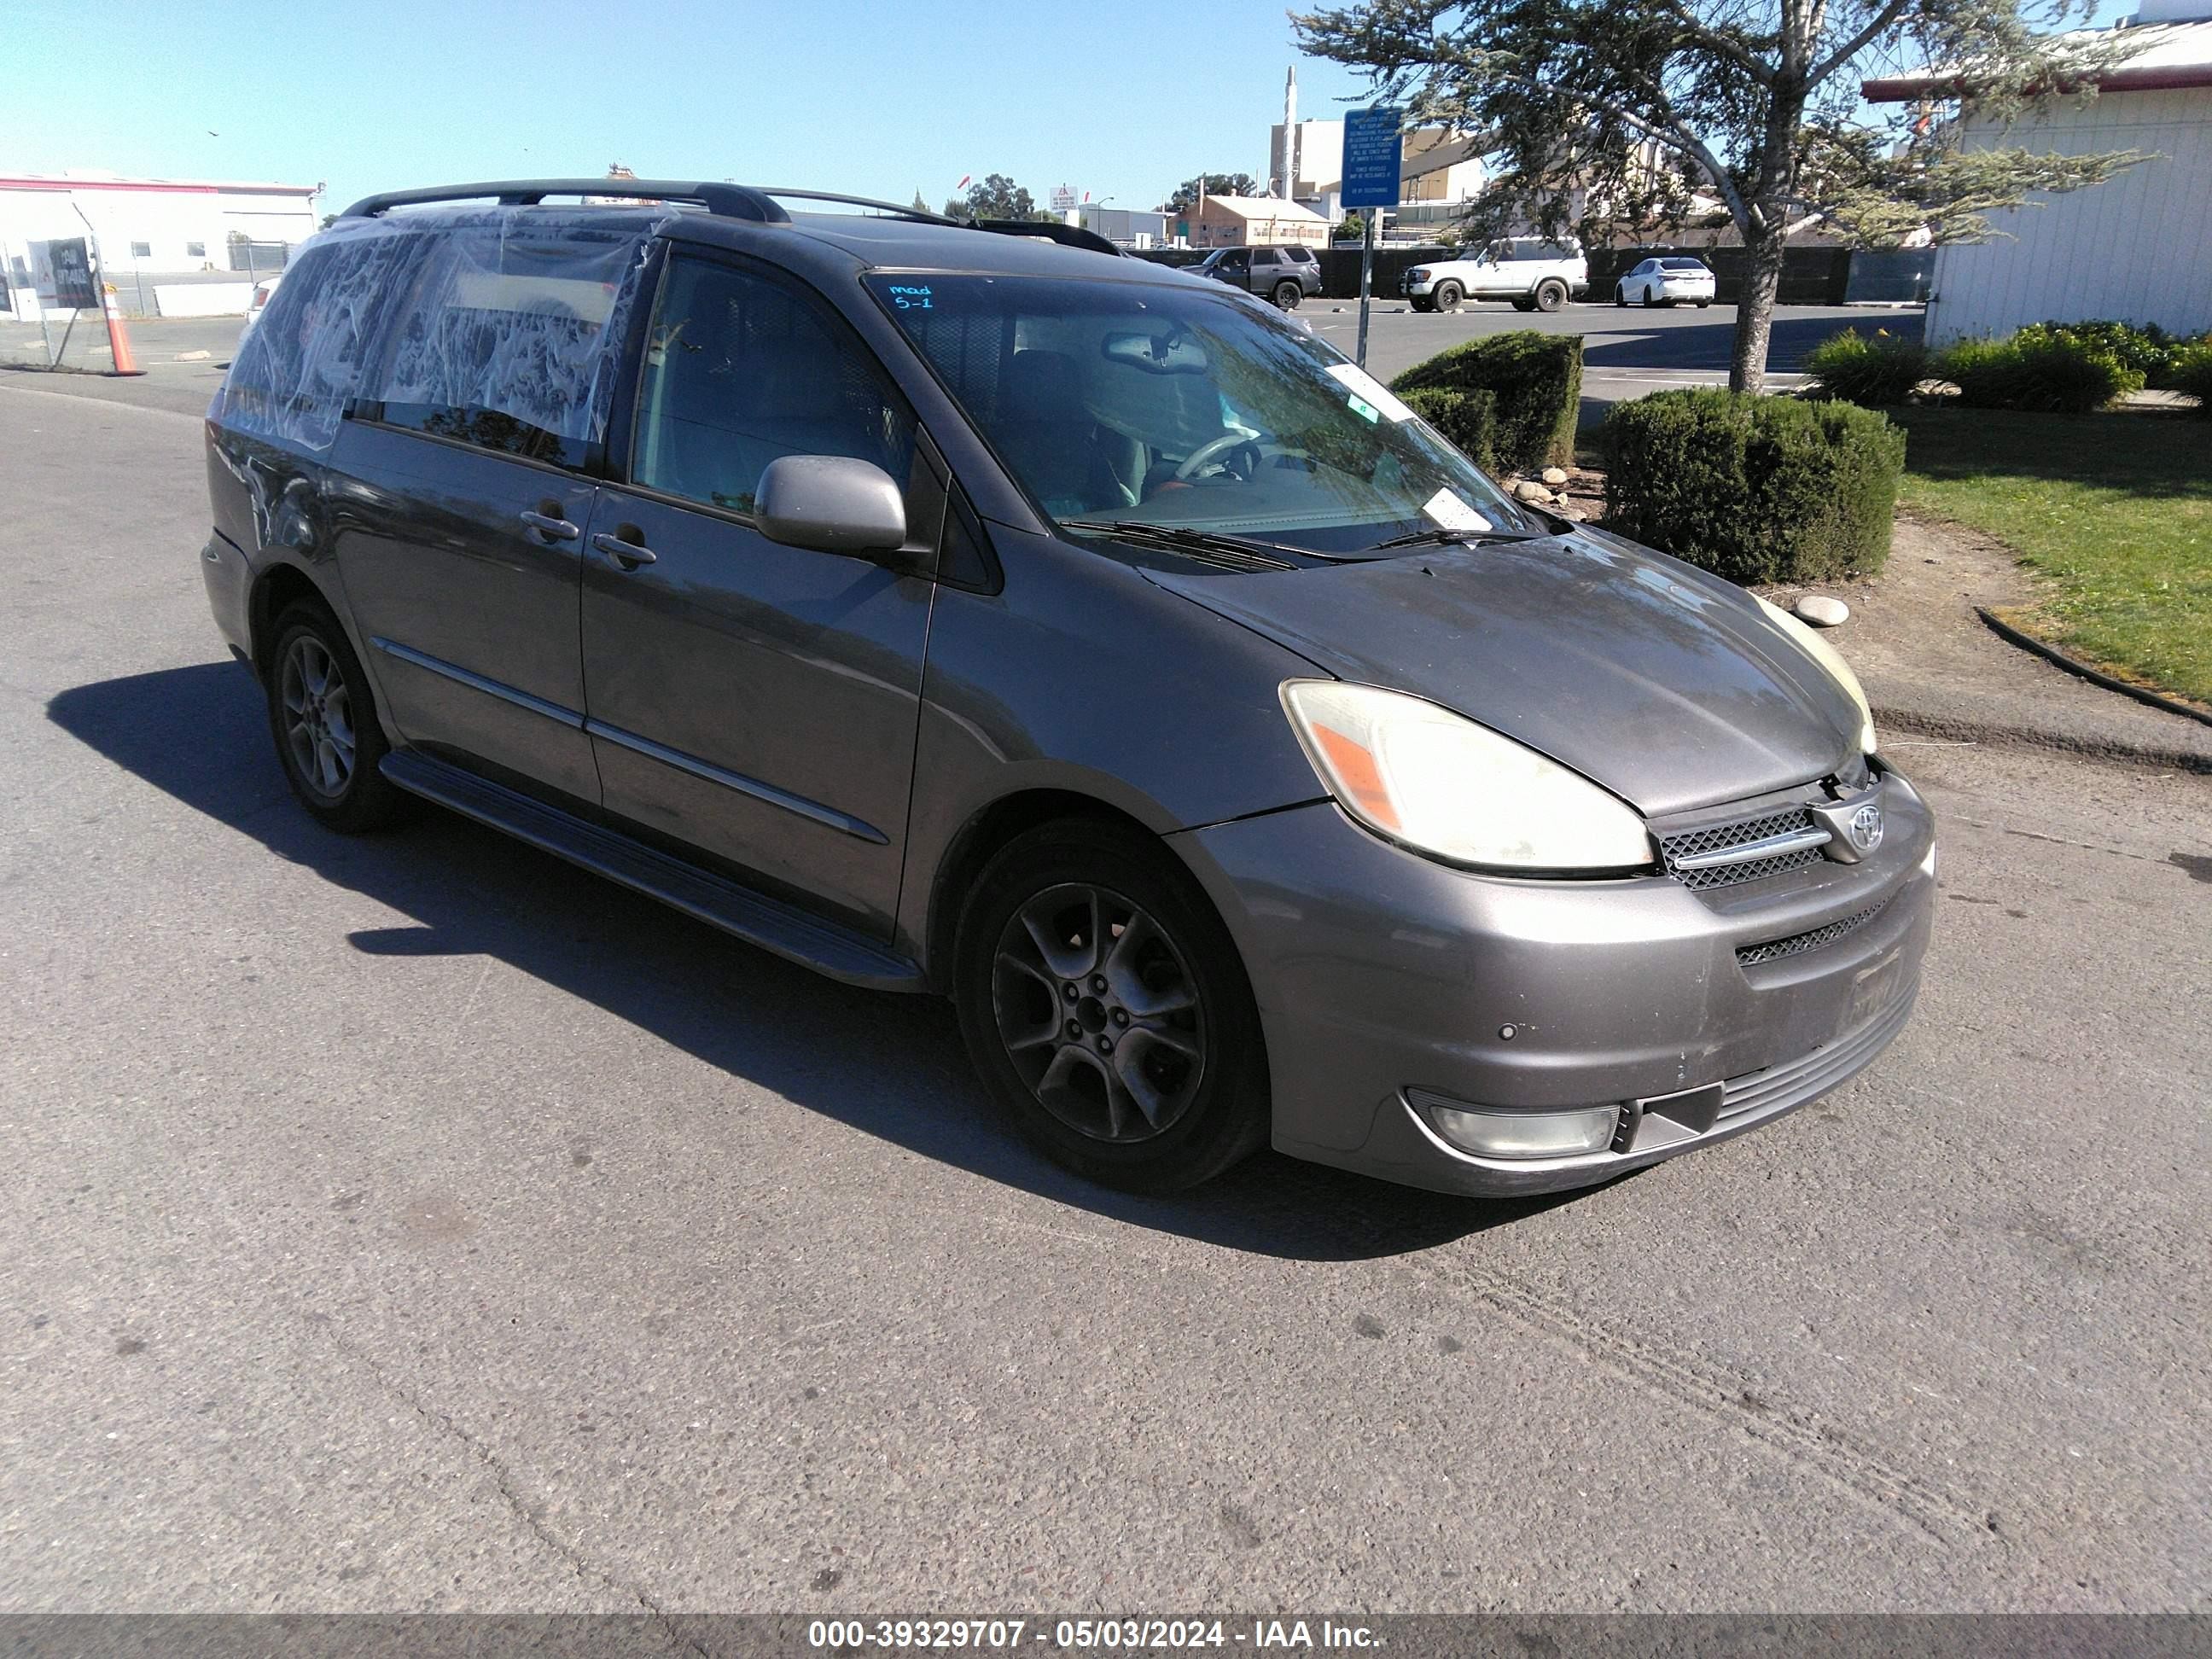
1892,407 -> 2212,707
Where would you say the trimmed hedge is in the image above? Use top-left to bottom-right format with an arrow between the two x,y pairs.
1390,332 -> 1581,472
1802,328 -> 1929,406
1397,385 -> 1499,472
1936,332 -> 2145,414
2172,344 -> 2212,417
1602,389 -> 1906,584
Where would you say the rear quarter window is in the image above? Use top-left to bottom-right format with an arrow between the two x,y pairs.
356,223 -> 648,469
218,230 -> 422,452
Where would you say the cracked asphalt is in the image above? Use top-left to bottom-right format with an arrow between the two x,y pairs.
1,375 -> 2207,1615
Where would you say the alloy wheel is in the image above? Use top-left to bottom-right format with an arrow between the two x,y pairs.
280,635 -> 357,800
990,882 -> 1207,1143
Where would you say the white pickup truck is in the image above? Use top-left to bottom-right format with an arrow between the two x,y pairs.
1400,238 -> 1588,313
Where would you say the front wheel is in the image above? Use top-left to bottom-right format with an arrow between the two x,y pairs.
1272,280 -> 1301,311
1697,300 -> 1713,308
265,600 -> 405,832
1433,280 -> 1463,312
1409,296 -> 1435,312
1534,279 -> 1568,312
1510,296 -> 1536,313
1615,285 -> 1628,308
954,819 -> 1270,1192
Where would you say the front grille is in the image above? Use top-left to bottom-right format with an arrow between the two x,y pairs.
1736,897 -> 1890,967
1661,806 -> 1825,891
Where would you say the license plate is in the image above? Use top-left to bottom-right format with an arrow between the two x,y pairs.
1844,946 -> 1904,1035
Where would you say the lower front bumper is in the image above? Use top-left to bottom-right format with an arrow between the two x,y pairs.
1171,777 -> 1936,1197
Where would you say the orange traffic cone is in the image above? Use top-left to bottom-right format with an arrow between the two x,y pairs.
102,283 -> 145,377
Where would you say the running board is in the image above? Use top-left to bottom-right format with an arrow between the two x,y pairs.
380,749 -> 925,992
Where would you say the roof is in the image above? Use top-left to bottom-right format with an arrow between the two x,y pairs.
0,172 -> 317,196
314,193 -> 1191,286
1863,18 -> 2212,100
1193,195 -> 1330,223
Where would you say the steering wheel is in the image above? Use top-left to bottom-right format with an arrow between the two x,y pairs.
1175,432 -> 1262,482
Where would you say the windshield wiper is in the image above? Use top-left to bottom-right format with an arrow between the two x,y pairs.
1060,520 -> 1306,572
1365,526 -> 1552,552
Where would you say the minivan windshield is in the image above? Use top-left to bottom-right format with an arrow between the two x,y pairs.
867,274 -> 1529,554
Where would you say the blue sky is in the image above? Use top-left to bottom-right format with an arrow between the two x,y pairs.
7,0 -> 2138,220
6,0 -> 1375,217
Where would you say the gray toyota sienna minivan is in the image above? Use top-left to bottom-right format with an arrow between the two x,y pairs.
201,179 -> 1933,1198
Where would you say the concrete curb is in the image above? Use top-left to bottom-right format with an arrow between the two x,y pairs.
1875,704 -> 2212,775
1974,607 -> 2212,731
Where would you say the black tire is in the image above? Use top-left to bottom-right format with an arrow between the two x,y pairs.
1534,279 -> 1568,312
953,818 -> 1270,1193
1434,280 -> 1463,312
1272,281 -> 1301,311
1510,296 -> 1536,313
1409,296 -> 1435,313
1615,286 -> 1628,308
265,600 -> 405,833
1697,300 -> 1713,308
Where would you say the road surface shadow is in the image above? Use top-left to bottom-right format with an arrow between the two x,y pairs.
50,661 -> 1598,1262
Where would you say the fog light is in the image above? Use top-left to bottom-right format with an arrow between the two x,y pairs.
1408,1089 -> 1620,1160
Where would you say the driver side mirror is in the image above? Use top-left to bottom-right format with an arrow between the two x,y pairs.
754,456 -> 907,556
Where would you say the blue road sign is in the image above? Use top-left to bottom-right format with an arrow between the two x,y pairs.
1341,107 -> 1404,210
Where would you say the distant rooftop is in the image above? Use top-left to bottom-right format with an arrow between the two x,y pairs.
0,172 -> 318,196
1863,17 -> 2212,101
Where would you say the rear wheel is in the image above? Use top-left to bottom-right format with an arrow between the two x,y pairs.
954,818 -> 1269,1193
265,600 -> 405,833
1272,280 -> 1301,311
1697,299 -> 1713,308
1510,296 -> 1536,313
1534,279 -> 1568,312
1434,280 -> 1463,312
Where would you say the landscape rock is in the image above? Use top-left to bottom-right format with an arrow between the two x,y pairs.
1513,481 -> 1555,504
1540,467 -> 1569,486
1794,594 -> 1850,628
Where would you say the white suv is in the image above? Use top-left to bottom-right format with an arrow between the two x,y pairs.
1400,238 -> 1586,313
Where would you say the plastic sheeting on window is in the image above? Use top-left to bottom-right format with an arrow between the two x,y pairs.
217,209 -> 656,457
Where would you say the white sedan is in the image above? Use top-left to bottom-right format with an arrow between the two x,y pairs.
1615,257 -> 1716,308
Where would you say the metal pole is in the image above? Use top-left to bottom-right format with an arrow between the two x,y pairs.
1356,214 -> 1376,368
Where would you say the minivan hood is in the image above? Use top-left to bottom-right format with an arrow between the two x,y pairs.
1146,531 -> 1858,818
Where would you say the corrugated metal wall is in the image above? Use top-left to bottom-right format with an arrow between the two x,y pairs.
1924,90 -> 2212,345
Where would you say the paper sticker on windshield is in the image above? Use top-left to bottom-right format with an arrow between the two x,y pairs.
1347,393 -> 1380,423
1423,490 -> 1493,533
1327,362 -> 1417,423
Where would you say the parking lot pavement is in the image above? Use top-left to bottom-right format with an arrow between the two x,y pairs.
1,317 -> 239,417
3,378 -> 2206,1615
1306,301 -> 1916,422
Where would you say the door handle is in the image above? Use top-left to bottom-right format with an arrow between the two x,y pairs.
519,509 -> 580,542
592,531 -> 658,568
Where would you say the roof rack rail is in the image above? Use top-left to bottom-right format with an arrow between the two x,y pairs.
334,179 -> 1126,257
338,179 -> 790,224
973,218 -> 1125,257
757,187 -> 960,225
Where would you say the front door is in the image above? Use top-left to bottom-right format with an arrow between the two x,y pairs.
578,251 -> 936,938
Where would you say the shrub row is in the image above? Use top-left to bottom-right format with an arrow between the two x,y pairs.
1805,317 -> 2212,415
1390,332 -> 1581,472
1801,329 -> 1929,407
1602,389 -> 1906,584
2163,343 -> 2212,417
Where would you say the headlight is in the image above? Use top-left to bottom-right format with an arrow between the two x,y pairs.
1281,681 -> 1654,873
1406,268 -> 1429,282
1753,595 -> 1877,754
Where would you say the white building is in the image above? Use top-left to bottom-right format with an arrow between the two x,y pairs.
1863,1 -> 2212,345
1,172 -> 320,317
1072,204 -> 1171,248
1267,117 -> 1486,229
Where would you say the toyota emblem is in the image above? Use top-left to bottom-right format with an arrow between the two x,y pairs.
1848,802 -> 1884,853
